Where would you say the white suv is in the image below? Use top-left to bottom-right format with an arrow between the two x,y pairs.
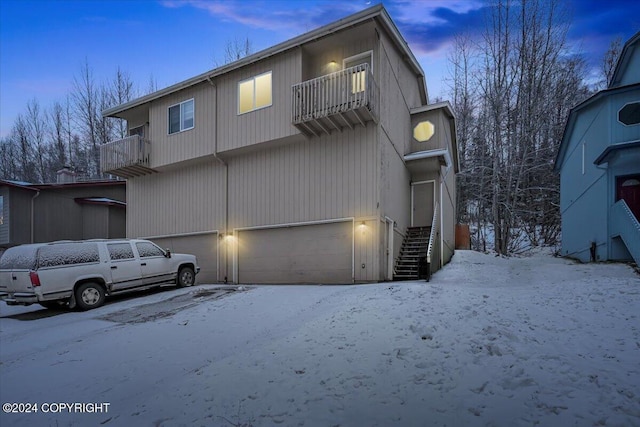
0,239 -> 200,310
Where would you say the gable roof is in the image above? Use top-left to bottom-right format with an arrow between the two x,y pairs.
553,82 -> 640,171
103,5 -> 426,118
610,31 -> 640,88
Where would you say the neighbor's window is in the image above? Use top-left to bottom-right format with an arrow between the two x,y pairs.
618,101 -> 640,126
168,99 -> 194,134
238,71 -> 272,114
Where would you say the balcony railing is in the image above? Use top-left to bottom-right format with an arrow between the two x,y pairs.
292,63 -> 378,136
100,135 -> 155,179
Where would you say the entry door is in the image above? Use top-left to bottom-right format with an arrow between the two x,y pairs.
411,181 -> 435,227
617,175 -> 640,221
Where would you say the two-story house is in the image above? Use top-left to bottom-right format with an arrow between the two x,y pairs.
100,5 -> 458,284
555,31 -> 640,265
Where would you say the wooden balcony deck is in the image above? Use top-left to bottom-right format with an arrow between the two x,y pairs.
100,135 -> 156,179
292,63 -> 378,137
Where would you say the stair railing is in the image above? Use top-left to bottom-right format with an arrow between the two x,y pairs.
610,199 -> 640,265
422,202 -> 440,281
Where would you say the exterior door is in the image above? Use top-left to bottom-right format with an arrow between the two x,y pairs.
411,181 -> 435,227
106,242 -> 142,291
617,175 -> 640,221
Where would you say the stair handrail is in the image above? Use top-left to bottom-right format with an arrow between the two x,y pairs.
610,199 -> 640,265
426,201 -> 440,265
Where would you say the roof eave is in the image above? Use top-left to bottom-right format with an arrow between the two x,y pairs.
103,4 -> 428,117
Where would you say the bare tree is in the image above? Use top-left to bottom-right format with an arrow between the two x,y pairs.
71,59 -> 100,177
49,101 -> 68,175
109,67 -> 135,138
215,37 -> 253,66
448,0 -> 589,254
601,36 -> 622,88
25,99 -> 51,182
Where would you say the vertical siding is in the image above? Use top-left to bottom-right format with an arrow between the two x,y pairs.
148,83 -> 217,168
217,50 -> 302,153
0,187 -> 9,244
81,205 -> 108,239
10,188 -> 34,245
228,125 -> 378,229
303,22 -> 377,80
127,159 -> 227,238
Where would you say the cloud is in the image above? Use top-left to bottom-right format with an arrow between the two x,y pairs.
387,2 -> 487,56
160,0 -> 364,36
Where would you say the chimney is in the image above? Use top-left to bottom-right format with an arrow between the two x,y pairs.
56,166 -> 77,184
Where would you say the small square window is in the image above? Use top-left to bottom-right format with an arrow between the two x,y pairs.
168,99 -> 195,134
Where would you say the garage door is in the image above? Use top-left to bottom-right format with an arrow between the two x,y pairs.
237,221 -> 352,284
151,233 -> 218,284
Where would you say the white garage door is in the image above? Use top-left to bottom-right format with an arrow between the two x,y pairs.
151,233 -> 218,284
237,221 -> 352,284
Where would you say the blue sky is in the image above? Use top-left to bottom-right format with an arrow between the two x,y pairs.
1,0 -> 639,138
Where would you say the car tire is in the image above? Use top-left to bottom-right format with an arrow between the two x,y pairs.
177,266 -> 195,287
75,282 -> 106,311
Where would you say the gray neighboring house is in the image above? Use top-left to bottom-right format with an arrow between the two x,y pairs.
100,5 -> 458,284
0,174 -> 126,252
554,31 -> 640,264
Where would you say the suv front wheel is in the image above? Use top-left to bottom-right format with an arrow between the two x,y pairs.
177,267 -> 195,287
75,282 -> 106,310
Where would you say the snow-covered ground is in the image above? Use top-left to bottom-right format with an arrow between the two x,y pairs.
1,250 -> 638,426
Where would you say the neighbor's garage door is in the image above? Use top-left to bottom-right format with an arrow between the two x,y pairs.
151,233 -> 218,284
237,221 -> 352,284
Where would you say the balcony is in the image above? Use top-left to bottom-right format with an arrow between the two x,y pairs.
292,63 -> 378,137
100,135 -> 156,179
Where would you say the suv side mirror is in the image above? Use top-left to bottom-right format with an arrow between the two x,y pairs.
164,249 -> 172,258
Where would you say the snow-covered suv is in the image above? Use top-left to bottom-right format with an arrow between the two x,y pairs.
0,239 -> 199,310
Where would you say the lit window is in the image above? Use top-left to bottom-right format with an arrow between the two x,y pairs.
413,121 -> 435,142
168,99 -> 195,134
238,71 -> 272,114
351,70 -> 366,94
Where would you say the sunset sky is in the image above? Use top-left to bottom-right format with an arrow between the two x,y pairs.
1,0 -> 639,138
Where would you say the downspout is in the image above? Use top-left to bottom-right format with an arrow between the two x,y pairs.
207,77 -> 230,283
30,190 -> 41,243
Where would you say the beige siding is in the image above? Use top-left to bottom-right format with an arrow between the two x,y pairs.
126,160 -> 227,238
379,130 -> 411,232
377,31 -> 417,159
228,125 -> 378,228
302,22 -> 378,80
148,83 -> 217,168
217,49 -> 302,153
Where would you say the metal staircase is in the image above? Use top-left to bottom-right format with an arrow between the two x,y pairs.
393,226 -> 431,280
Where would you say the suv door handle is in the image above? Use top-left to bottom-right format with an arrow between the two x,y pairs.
111,266 -> 117,270
141,263 -> 147,266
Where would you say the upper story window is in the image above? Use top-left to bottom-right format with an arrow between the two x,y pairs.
618,101 -> 640,126
238,71 -> 272,114
168,99 -> 194,134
